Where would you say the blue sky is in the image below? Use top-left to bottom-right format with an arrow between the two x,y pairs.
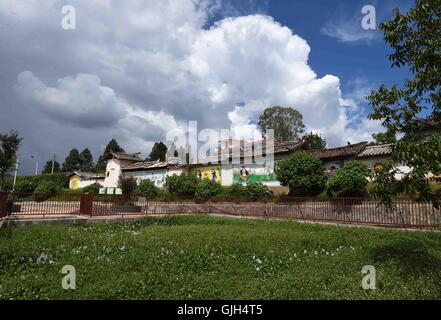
265,0 -> 413,121
0,0 -> 416,175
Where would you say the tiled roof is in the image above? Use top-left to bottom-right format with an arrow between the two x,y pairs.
69,171 -> 105,179
413,118 -> 441,132
106,151 -> 142,162
122,160 -> 185,171
356,144 -> 392,157
274,140 -> 306,154
311,142 -> 368,160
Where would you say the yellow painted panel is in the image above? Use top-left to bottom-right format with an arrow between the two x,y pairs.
70,176 -> 79,190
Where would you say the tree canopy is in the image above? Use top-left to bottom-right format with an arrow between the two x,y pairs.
62,148 -> 81,172
148,142 -> 168,161
275,152 -> 327,196
96,138 -> 125,172
258,106 -> 305,142
43,160 -> 60,174
303,132 -> 326,150
79,148 -> 94,171
367,0 -> 441,208
371,130 -> 397,145
0,130 -> 22,191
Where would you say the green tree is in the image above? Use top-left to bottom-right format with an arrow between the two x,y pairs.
96,138 -> 125,172
34,180 -> 61,202
367,0 -> 441,208
82,183 -> 101,194
79,148 -> 94,171
275,152 -> 327,196
258,106 -> 305,142
117,174 -> 137,196
244,182 -> 273,199
194,179 -> 222,200
42,160 -> 60,174
62,149 -> 81,172
149,142 -> 168,161
303,132 -> 326,150
165,173 -> 199,196
327,161 -> 371,197
0,131 -> 22,191
371,130 -> 397,145
136,179 -> 158,199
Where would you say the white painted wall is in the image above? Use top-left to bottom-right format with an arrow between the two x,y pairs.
78,179 -> 104,189
220,164 -> 233,186
103,159 -> 135,188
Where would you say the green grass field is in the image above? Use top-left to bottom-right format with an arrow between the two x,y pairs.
1,216 -> 441,300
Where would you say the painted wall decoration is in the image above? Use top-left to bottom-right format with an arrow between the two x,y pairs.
125,170 -> 167,188
374,162 -> 385,171
69,176 -> 79,190
232,163 -> 280,186
191,165 -> 221,183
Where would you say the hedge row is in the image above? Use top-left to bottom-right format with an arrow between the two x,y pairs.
3,173 -> 70,193
133,173 -> 273,201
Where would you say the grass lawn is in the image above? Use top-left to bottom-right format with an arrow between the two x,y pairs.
1,215 -> 441,300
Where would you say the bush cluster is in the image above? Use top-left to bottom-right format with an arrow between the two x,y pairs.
9,173 -> 69,194
275,152 -> 327,196
327,161 -> 371,197
33,180 -> 62,202
194,179 -> 222,200
165,173 -> 199,196
135,179 -> 158,199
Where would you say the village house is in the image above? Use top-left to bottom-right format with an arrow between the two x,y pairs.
123,159 -> 185,188
102,151 -> 143,188
100,140 -> 398,192
68,171 -> 105,190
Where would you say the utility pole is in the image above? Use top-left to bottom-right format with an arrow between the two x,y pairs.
51,153 -> 56,174
12,155 -> 19,192
30,155 -> 38,175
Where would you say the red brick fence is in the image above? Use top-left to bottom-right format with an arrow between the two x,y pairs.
1,192 -> 440,229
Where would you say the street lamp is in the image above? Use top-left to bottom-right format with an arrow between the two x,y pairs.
12,154 -> 20,192
30,155 -> 39,175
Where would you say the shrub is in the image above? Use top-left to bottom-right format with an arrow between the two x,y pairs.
327,161 -> 371,197
155,188 -> 173,202
14,173 -> 69,192
34,180 -> 62,201
195,179 -> 222,200
82,183 -> 101,194
221,183 -> 246,196
275,152 -> 327,196
118,174 -> 137,196
166,173 -> 199,196
2,179 -> 13,192
136,179 -> 158,199
429,183 -> 441,198
244,182 -> 273,199
14,180 -> 37,193
164,174 -> 180,194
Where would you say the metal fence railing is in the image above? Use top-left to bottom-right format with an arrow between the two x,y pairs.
144,198 -> 441,229
1,192 -> 440,229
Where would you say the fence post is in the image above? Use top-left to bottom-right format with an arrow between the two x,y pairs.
0,192 -> 7,218
80,193 -> 93,216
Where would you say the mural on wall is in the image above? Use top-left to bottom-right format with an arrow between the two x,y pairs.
374,162 -> 385,171
126,170 -> 167,188
232,163 -> 279,186
69,176 -> 79,190
191,165 -> 221,183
